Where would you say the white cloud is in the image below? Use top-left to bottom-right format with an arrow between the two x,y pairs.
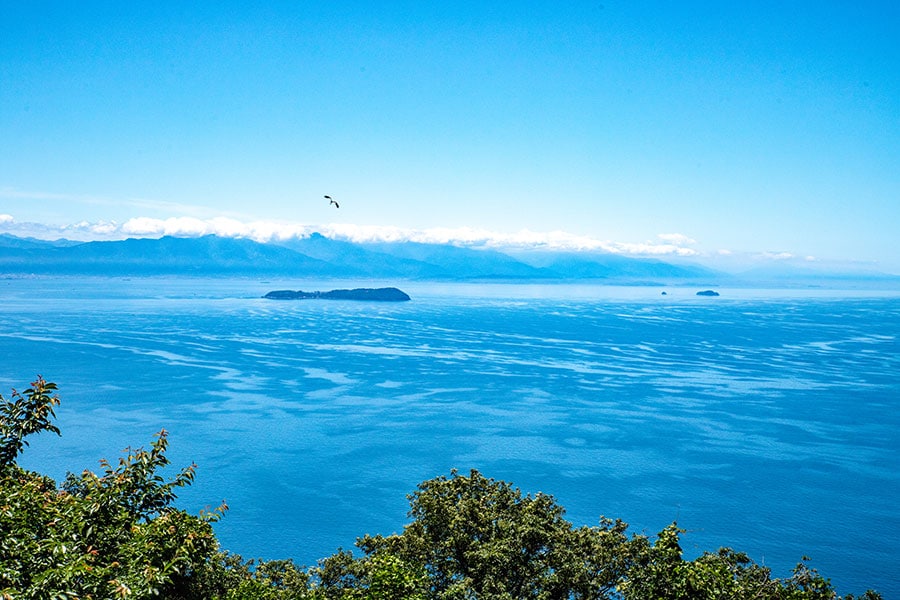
749,251 -> 818,265
0,214 -> 707,258
63,220 -> 122,236
0,187 -> 71,201
0,214 -> 13,224
758,251 -> 796,261
122,216 -> 212,237
657,233 -> 697,246
119,216 -> 316,241
0,187 -> 245,221
316,225 -> 701,256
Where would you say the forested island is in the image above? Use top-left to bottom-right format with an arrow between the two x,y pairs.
0,378 -> 882,599
264,287 -> 411,301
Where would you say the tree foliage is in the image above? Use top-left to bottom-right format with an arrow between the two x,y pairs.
0,379 -> 883,599
0,376 -> 60,467
0,377 -> 222,599
356,469 -> 636,599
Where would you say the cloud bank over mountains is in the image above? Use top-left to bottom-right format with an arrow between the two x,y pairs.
2,213 -> 897,279
10,212 -> 894,275
0,214 -> 703,258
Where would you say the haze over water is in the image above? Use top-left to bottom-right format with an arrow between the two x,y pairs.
4,277 -> 898,597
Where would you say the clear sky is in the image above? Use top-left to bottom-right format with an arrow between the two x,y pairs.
2,2 -> 899,271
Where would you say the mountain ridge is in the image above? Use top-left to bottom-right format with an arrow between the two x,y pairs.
1,233 -> 894,285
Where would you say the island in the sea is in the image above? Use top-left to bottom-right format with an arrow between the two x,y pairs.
264,287 -> 411,302
696,289 -> 720,296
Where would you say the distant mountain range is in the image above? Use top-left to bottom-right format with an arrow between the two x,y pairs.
0,232 -> 896,286
0,233 -> 722,283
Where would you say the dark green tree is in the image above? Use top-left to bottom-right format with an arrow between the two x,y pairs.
622,523 -> 883,600
356,469 -> 639,599
306,548 -> 427,599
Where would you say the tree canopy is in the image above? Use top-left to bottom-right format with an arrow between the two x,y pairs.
0,379 -> 882,599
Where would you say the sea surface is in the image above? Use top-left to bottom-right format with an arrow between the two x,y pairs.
2,276 -> 898,597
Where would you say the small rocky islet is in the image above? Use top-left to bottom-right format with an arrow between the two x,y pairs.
263,287 -> 411,301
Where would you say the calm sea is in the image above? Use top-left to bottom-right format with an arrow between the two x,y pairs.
2,277 -> 898,597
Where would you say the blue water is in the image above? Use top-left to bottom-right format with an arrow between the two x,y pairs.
2,277 -> 898,597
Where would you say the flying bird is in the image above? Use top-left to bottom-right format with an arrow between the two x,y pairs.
324,195 -> 339,208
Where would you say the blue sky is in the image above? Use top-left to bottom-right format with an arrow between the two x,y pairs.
2,2 -> 898,271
